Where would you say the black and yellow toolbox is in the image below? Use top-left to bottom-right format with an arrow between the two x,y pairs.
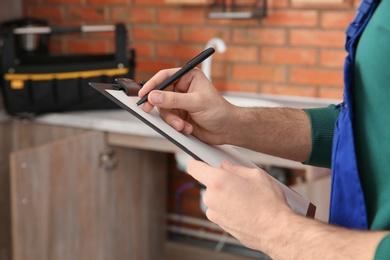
0,21 -> 135,116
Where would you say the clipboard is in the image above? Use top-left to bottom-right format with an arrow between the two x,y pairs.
89,78 -> 316,218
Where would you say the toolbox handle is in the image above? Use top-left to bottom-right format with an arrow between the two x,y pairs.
13,25 -> 117,35
2,24 -> 128,73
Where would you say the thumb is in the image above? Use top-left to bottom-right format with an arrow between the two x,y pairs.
148,90 -> 201,112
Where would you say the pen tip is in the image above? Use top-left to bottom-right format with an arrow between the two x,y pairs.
136,99 -> 144,106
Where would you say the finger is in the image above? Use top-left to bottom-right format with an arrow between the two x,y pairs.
148,90 -> 203,113
140,101 -> 154,112
221,160 -> 262,179
158,108 -> 194,134
187,158 -> 223,186
205,208 -> 219,224
138,68 -> 181,98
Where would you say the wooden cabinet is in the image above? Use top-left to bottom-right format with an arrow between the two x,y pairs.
0,118 -> 262,260
1,119 -> 168,260
0,120 -> 13,260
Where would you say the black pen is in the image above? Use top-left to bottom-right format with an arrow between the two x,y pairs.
136,47 -> 215,106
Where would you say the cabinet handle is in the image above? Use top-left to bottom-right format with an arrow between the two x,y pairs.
99,149 -> 117,171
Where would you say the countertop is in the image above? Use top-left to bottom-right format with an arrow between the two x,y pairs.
0,93 -> 341,170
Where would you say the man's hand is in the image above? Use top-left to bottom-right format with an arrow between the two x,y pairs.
138,68 -> 313,162
138,68 -> 236,145
187,158 -> 291,253
187,158 -> 389,259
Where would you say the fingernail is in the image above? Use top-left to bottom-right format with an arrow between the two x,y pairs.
171,119 -> 180,129
149,92 -> 163,104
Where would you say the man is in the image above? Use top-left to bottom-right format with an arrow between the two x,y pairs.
138,0 -> 390,258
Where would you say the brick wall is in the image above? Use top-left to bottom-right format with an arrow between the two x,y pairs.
23,0 -> 360,100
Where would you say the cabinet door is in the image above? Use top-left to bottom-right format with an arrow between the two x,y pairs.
10,131 -> 167,260
0,121 -> 12,260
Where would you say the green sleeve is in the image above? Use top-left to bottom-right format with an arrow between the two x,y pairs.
375,234 -> 390,259
302,104 -> 340,168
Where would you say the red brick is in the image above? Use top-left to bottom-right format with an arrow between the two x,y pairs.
133,0 -> 166,6
261,84 -> 317,97
233,65 -> 286,83
157,9 -> 206,25
180,27 -> 230,43
111,7 -> 155,24
106,40 -> 115,53
87,0 -> 130,4
320,49 -> 347,68
66,39 -> 108,54
46,0 -> 82,3
292,0 -> 352,9
319,86 -> 343,100
135,72 -> 155,83
268,0 -> 289,8
233,28 -> 286,45
25,6 -> 64,21
233,0 -> 287,8
137,59 -> 177,74
290,29 -> 345,48
67,7 -> 107,22
213,80 -> 259,93
289,68 -> 343,87
321,11 -> 356,29
213,45 -> 259,63
154,47 -> 246,79
165,0 -> 213,5
208,62 -> 229,79
132,42 -> 155,58
132,26 -> 179,42
261,47 -> 317,65
157,45 -> 204,60
48,36 -> 64,54
262,10 -> 318,27
208,17 -> 258,27
234,0 -> 259,3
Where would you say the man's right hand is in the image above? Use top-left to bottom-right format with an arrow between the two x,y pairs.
139,67 -> 313,162
138,68 -> 237,145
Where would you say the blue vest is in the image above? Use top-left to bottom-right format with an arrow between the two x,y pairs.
330,0 -> 380,229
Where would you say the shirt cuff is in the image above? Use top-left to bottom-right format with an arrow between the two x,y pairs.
302,105 -> 340,168
375,234 -> 390,260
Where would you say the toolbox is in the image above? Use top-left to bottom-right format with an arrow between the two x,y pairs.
0,22 -> 135,116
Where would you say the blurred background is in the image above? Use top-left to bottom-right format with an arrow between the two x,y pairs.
0,0 -> 358,259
